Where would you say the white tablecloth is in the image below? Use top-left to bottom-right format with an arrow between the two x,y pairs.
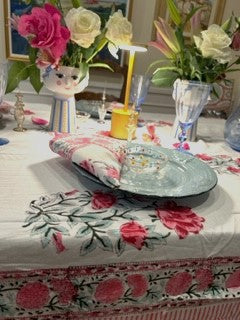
0,102 -> 240,319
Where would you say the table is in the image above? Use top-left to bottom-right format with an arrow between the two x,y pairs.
0,102 -> 240,320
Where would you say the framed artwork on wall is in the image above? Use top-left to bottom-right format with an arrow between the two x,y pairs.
153,0 -> 226,39
4,0 -> 133,63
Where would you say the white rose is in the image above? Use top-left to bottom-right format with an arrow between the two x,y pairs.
194,24 -> 233,64
105,10 -> 132,46
65,7 -> 101,48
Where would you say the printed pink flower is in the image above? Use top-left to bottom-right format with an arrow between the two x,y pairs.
195,268 -> 213,291
51,278 -> 77,305
156,201 -> 205,239
227,166 -> 240,174
24,109 -> 35,115
226,270 -> 240,288
127,274 -> 148,298
158,120 -> 173,127
52,232 -> 66,253
80,160 -> 95,175
173,142 -> 190,150
18,3 -> 70,61
235,158 -> 240,165
94,278 -> 124,303
165,272 -> 192,296
91,191 -> 117,209
65,189 -> 79,196
196,153 -> 214,161
107,167 -> 120,179
120,221 -> 148,250
16,282 -> 50,309
99,130 -> 111,136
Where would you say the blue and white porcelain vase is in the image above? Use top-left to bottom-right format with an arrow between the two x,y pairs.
224,106 -> 240,151
43,65 -> 89,133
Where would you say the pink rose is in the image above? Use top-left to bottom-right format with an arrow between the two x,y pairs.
94,278 -> 124,303
165,272 -> 192,296
51,278 -> 77,305
231,31 -> 240,50
107,167 -> 120,179
16,282 -> 50,309
18,4 -> 70,61
156,201 -> 205,239
196,153 -> 213,161
226,270 -> 240,288
80,160 -> 95,175
120,221 -> 148,250
195,268 -> 213,291
91,191 -> 117,209
227,166 -> 240,174
127,274 -> 148,298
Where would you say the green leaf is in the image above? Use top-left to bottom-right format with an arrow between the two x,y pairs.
221,16 -> 233,33
79,62 -> 89,83
183,6 -> 204,27
166,0 -> 182,26
175,27 -> 185,50
48,0 -> 58,6
29,65 -> 43,94
89,63 -> 113,72
5,62 -> 29,94
71,0 -> 82,8
152,67 -> 179,87
28,47 -> 38,64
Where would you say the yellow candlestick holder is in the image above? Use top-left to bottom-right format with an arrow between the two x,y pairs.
110,44 -> 147,140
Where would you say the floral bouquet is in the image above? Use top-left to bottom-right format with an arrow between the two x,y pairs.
148,0 -> 240,89
6,0 -> 132,94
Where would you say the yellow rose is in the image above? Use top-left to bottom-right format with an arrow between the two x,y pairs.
194,24 -> 233,64
105,10 -> 132,46
65,7 -> 101,48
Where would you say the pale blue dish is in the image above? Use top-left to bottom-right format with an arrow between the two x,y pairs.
73,145 -> 218,198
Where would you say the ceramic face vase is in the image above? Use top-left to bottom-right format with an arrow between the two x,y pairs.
43,65 -> 89,133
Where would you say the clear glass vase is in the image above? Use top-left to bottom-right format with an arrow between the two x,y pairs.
224,106 -> 240,151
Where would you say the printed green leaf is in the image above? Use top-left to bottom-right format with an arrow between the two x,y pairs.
114,238 -> 126,256
96,236 -> 113,252
80,238 -> 97,255
166,0 -> 182,26
29,65 -> 43,94
76,226 -> 92,238
5,62 -> 29,94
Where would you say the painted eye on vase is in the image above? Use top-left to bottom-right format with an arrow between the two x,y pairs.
56,73 -> 64,79
71,75 -> 78,81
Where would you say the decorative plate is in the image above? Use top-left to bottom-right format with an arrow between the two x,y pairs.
75,100 -> 111,119
73,145 -> 218,198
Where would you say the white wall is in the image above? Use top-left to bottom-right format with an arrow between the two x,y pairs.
1,0 -> 240,113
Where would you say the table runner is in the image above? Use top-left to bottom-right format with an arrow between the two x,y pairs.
0,102 -> 240,319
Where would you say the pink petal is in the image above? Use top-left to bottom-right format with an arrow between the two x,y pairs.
24,109 -> 35,115
32,116 -> 48,125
